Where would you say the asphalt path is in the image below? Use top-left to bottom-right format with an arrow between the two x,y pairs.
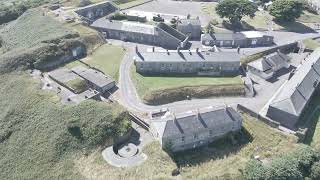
114,31 -> 320,116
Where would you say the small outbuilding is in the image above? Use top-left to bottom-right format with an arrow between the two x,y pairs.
71,66 -> 115,94
241,31 -> 274,47
201,31 -> 274,48
247,51 -> 291,80
176,19 -> 202,40
150,106 -> 243,152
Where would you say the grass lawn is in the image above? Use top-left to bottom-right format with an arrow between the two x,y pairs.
65,77 -> 88,94
75,113 -> 298,179
303,38 -> 320,50
130,66 -> 243,100
64,44 -> 126,81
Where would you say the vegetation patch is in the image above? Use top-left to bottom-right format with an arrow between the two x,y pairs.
303,38 -> 320,50
0,72 -> 131,179
143,84 -> 245,105
64,44 -> 126,81
75,113 -> 298,179
65,77 -> 88,94
131,66 -> 244,105
0,8 -> 86,73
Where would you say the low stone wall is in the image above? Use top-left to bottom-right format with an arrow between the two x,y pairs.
237,104 -> 280,128
242,42 -> 299,65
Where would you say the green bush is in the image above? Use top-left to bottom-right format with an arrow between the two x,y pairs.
243,145 -> 320,180
0,0 -> 51,25
311,161 -> 320,180
0,73 -> 131,179
269,0 -> 304,22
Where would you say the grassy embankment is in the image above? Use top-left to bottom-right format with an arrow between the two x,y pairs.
63,44 -> 126,81
75,113 -> 298,179
0,8 -> 131,180
131,66 -> 244,105
201,3 -> 319,32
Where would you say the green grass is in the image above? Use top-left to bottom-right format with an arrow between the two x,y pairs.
0,72 -> 131,179
298,11 -> 320,23
74,113 -> 298,179
65,77 -> 88,94
303,38 -> 320,50
64,44 -> 125,81
131,66 -> 243,100
0,9 -> 76,52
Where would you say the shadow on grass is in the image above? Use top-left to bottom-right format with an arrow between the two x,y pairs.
167,127 -> 253,168
275,21 -> 317,34
297,94 -> 320,144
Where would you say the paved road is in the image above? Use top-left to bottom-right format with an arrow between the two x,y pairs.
112,29 -> 319,117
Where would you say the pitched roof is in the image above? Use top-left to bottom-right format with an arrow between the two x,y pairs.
269,48 -> 320,116
152,106 -> 242,138
135,50 -> 240,63
248,52 -> 291,72
91,19 -> 155,35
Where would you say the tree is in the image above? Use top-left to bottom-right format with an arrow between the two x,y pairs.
269,0 -> 304,22
215,0 -> 258,25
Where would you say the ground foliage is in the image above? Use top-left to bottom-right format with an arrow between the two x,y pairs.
0,8 -> 86,73
243,145 -> 320,180
0,72 -> 131,179
269,0 -> 304,22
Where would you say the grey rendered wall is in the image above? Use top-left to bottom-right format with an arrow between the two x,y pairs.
266,106 -> 299,129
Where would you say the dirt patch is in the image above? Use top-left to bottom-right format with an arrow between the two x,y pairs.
143,84 -> 245,105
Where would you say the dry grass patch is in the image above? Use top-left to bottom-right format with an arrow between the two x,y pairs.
74,113 -> 298,179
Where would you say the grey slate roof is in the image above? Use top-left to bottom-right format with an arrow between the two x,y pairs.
268,48 -> 320,116
248,52 -> 291,72
213,33 -> 246,41
135,50 -> 240,63
91,19 -> 155,35
71,66 -> 114,88
153,106 -> 242,138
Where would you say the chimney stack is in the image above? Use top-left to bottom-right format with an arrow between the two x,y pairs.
152,46 -> 155,52
196,48 -> 199,53
167,49 -> 170,55
135,45 -> 138,54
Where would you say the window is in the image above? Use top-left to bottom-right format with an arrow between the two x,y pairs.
209,130 -> 213,135
194,134 -> 198,139
314,80 -> 319,88
181,137 -> 185,142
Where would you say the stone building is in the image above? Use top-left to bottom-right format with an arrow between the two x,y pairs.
201,31 -> 273,48
71,66 -> 115,94
134,48 -> 240,76
150,106 -> 243,152
91,19 -> 189,49
176,19 -> 201,40
266,48 -> 320,129
247,51 -> 291,80
74,1 -> 118,20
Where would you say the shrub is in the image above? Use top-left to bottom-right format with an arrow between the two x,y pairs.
311,161 -> 320,180
269,0 -> 304,22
